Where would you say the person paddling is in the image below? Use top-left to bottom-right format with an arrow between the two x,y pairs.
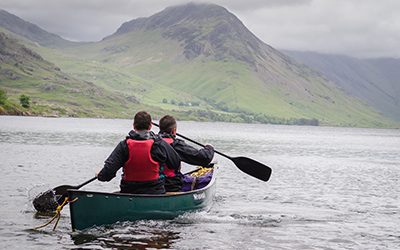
158,115 -> 214,192
97,111 -> 181,194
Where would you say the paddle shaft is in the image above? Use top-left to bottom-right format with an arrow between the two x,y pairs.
53,176 -> 97,197
76,176 -> 97,189
175,131 -> 230,159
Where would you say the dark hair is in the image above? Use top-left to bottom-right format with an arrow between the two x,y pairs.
159,115 -> 176,133
134,111 -> 152,130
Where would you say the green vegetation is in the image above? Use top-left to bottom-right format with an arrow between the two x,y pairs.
19,94 -> 30,108
0,88 -> 26,115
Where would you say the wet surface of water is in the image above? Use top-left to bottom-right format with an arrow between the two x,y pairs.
1,116 -> 399,249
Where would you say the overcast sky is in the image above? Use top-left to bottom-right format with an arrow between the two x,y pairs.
1,0 -> 399,58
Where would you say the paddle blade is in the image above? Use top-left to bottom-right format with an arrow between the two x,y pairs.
231,157 -> 272,181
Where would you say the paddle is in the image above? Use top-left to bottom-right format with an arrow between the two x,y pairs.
152,122 -> 272,181
33,176 -> 97,212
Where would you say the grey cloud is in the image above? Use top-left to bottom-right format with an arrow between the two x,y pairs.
209,0 -> 312,12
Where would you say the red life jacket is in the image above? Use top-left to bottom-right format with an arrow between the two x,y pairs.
123,139 -> 161,182
162,137 -> 176,177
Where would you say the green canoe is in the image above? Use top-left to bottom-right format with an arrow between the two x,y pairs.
68,166 -> 216,230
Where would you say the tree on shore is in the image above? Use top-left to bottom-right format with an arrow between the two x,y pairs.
19,94 -> 30,108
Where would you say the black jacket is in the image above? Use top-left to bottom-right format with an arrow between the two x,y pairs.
97,130 -> 181,194
159,132 -> 214,192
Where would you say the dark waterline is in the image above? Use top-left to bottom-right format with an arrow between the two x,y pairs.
1,116 -> 399,249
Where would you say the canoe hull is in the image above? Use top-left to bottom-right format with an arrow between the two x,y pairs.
68,168 -> 216,230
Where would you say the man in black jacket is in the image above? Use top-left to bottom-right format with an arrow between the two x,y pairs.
97,111 -> 181,194
158,115 -> 214,192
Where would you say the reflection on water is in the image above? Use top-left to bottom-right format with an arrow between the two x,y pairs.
71,221 -> 180,249
1,116 -> 400,249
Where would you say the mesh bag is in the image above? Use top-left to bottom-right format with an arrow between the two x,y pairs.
32,190 -> 59,213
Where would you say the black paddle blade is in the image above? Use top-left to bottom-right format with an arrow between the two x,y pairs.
32,190 -> 59,213
231,157 -> 272,181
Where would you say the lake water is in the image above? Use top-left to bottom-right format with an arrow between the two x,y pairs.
0,116 -> 399,249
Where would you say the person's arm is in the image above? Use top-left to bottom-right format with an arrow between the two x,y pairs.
151,139 -> 181,170
173,139 -> 214,166
97,140 -> 129,181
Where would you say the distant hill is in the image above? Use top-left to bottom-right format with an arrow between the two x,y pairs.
0,9 -> 78,48
0,31 -> 154,117
283,50 -> 400,121
0,4 -> 398,127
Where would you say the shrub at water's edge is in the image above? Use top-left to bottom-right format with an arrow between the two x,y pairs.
0,88 -> 26,115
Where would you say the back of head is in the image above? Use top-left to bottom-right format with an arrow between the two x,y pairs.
159,115 -> 177,134
134,111 -> 152,131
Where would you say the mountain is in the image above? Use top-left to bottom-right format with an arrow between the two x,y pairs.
283,50 -> 400,121
0,9 -> 77,48
108,3 -> 268,65
0,4 -> 398,127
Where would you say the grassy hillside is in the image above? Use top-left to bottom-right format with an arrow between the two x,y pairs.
0,31 -> 241,121
0,31 -> 169,118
